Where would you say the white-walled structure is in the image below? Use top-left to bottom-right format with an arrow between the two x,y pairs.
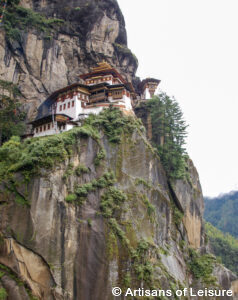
30,62 -> 160,137
140,78 -> 161,100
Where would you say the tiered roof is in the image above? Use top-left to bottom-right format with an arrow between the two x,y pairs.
30,62 -> 161,127
80,61 -> 127,84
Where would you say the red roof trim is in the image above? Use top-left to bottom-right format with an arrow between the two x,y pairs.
79,68 -> 127,84
49,83 -> 89,101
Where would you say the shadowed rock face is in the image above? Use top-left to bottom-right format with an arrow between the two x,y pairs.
0,0 -> 138,120
0,130 -> 237,299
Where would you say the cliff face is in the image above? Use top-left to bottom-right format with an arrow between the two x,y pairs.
0,111 -> 237,299
0,0 -> 138,119
0,1 -> 237,299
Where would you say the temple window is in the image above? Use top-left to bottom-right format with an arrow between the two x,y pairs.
36,128 -> 38,133
60,105 -> 62,111
68,102 -> 70,108
63,104 -> 66,110
72,100 -> 75,107
40,126 -> 42,132
48,124 -> 50,130
44,125 -> 46,131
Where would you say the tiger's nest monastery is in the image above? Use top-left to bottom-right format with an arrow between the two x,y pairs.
30,62 -> 160,137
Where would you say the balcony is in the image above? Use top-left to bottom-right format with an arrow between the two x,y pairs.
112,93 -> 123,100
89,92 -> 107,103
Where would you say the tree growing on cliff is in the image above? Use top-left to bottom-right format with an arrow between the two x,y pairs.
147,92 -> 188,179
0,80 -> 25,145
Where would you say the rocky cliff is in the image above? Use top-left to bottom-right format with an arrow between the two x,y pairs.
0,109 -> 237,299
0,0 -> 138,120
0,0 -> 237,299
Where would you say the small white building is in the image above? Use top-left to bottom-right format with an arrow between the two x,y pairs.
30,62 -> 160,137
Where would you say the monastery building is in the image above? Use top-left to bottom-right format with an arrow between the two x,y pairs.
30,62 -> 160,137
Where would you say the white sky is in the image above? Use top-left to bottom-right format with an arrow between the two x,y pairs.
117,0 -> 238,197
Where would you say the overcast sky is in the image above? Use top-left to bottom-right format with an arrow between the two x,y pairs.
117,0 -> 238,197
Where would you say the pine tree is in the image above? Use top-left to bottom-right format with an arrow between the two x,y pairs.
147,92 -> 188,179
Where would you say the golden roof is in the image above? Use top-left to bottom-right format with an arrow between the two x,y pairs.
91,61 -> 112,72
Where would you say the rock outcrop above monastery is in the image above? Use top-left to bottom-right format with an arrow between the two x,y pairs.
0,0 -> 138,120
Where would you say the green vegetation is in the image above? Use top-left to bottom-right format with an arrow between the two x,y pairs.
206,222 -> 238,275
65,172 -> 116,205
146,93 -> 188,179
62,163 -> 74,181
0,118 -> 106,184
86,106 -> 144,144
135,178 -> 152,189
132,239 -> 154,285
204,191 -> 238,238
113,43 -> 138,64
100,187 -> 127,219
2,1 -> 64,41
0,134 -> 73,182
0,104 -> 190,290
141,194 -> 155,222
0,108 -> 143,182
0,80 -> 25,145
188,248 -> 217,286
171,204 -> 184,227
0,263 -> 22,296
0,108 -> 145,209
0,288 -> 7,300
15,193 -> 29,206
100,186 -> 157,288
65,193 -> 77,203
94,149 -> 106,166
75,165 -> 89,176
0,261 -> 39,299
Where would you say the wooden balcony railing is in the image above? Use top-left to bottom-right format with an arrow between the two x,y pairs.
112,94 -> 123,100
89,92 -> 107,103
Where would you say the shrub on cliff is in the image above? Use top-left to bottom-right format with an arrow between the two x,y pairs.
85,106 -> 144,143
1,1 -> 64,41
146,93 -> 188,179
0,288 -> 7,300
0,108 -> 142,184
